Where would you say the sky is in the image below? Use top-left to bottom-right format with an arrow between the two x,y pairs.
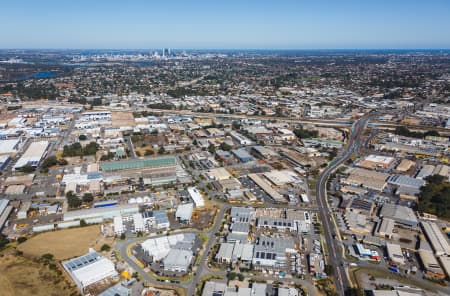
1,0 -> 449,49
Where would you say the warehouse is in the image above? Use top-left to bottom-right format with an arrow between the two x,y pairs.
13,140 -> 49,170
113,216 -> 125,235
387,175 -> 425,190
395,159 -> 415,172
357,155 -> 395,170
0,199 -> 13,231
230,207 -> 254,223
421,221 -> 450,256
232,148 -> 253,163
100,156 -> 176,172
0,138 -> 21,156
386,243 -> 406,265
216,242 -> 235,264
248,173 -> 285,203
376,218 -> 395,239
153,210 -> 170,229
252,236 -> 296,270
176,203 -> 194,224
140,233 -> 196,262
263,170 -> 299,186
206,167 -> 232,180
163,249 -> 193,272
379,203 -> 418,228
343,168 -> 389,191
62,250 -> 118,292
230,131 -> 253,145
187,187 -> 205,207
0,155 -> 10,171
419,249 -> 445,279
64,204 -> 139,221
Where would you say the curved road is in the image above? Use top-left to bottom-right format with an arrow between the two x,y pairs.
316,115 -> 370,295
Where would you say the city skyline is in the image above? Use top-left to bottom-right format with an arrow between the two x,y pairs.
1,0 -> 450,49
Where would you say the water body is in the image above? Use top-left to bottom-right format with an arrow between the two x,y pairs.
16,71 -> 57,81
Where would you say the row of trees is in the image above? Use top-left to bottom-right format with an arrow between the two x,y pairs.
62,142 -> 99,157
394,126 -> 440,139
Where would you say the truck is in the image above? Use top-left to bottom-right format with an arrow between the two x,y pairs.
388,266 -> 399,273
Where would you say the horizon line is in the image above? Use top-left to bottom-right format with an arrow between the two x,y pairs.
1,48 -> 450,51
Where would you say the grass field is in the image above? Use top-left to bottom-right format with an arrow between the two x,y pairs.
0,253 -> 78,296
18,225 -> 113,260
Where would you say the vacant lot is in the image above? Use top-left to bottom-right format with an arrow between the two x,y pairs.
0,254 -> 77,296
18,225 -> 112,260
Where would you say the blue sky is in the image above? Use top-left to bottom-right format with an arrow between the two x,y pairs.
1,0 -> 449,49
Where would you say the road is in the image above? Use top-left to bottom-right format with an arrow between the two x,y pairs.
316,115 -> 370,295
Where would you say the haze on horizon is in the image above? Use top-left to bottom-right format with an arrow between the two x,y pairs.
1,0 -> 450,50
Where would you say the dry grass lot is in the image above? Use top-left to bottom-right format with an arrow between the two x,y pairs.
18,225 -> 113,260
0,254 -> 78,296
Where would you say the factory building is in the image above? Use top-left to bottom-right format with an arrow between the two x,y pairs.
62,250 -> 118,292
421,221 -> 450,256
13,141 -> 49,170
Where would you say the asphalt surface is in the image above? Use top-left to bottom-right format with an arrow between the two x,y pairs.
315,115 -> 370,295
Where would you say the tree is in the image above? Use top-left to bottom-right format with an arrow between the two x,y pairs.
120,233 -> 126,240
82,193 -> 94,203
219,142 -> 232,151
293,128 -> 318,139
80,219 -> 87,227
41,155 -> 58,169
18,165 -> 36,173
66,191 -> 82,209
418,174 -> 450,218
17,237 -> 27,244
208,143 -> 216,154
145,149 -> 154,156
100,244 -> 111,252
78,134 -> 87,141
227,272 -> 237,281
158,146 -> 165,154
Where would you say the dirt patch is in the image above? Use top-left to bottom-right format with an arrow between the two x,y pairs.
0,253 -> 78,296
18,225 -> 113,260
111,111 -> 136,127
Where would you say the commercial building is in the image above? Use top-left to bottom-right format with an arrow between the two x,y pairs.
62,250 -> 118,292
13,141 -> 49,170
421,221 -> 450,256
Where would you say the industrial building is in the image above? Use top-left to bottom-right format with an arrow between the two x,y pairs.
139,233 -> 196,262
100,156 -> 176,172
379,203 -> 418,228
357,155 -> 395,170
386,243 -> 406,265
187,187 -> 205,207
343,168 -> 389,191
175,203 -> 194,224
0,199 -> 13,231
64,204 -> 139,221
13,140 -> 49,170
62,250 -> 118,292
231,148 -> 253,163
421,221 -> 450,256
252,236 -> 296,270
162,249 -> 194,272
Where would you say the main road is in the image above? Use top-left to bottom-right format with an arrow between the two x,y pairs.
316,115 -> 370,295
